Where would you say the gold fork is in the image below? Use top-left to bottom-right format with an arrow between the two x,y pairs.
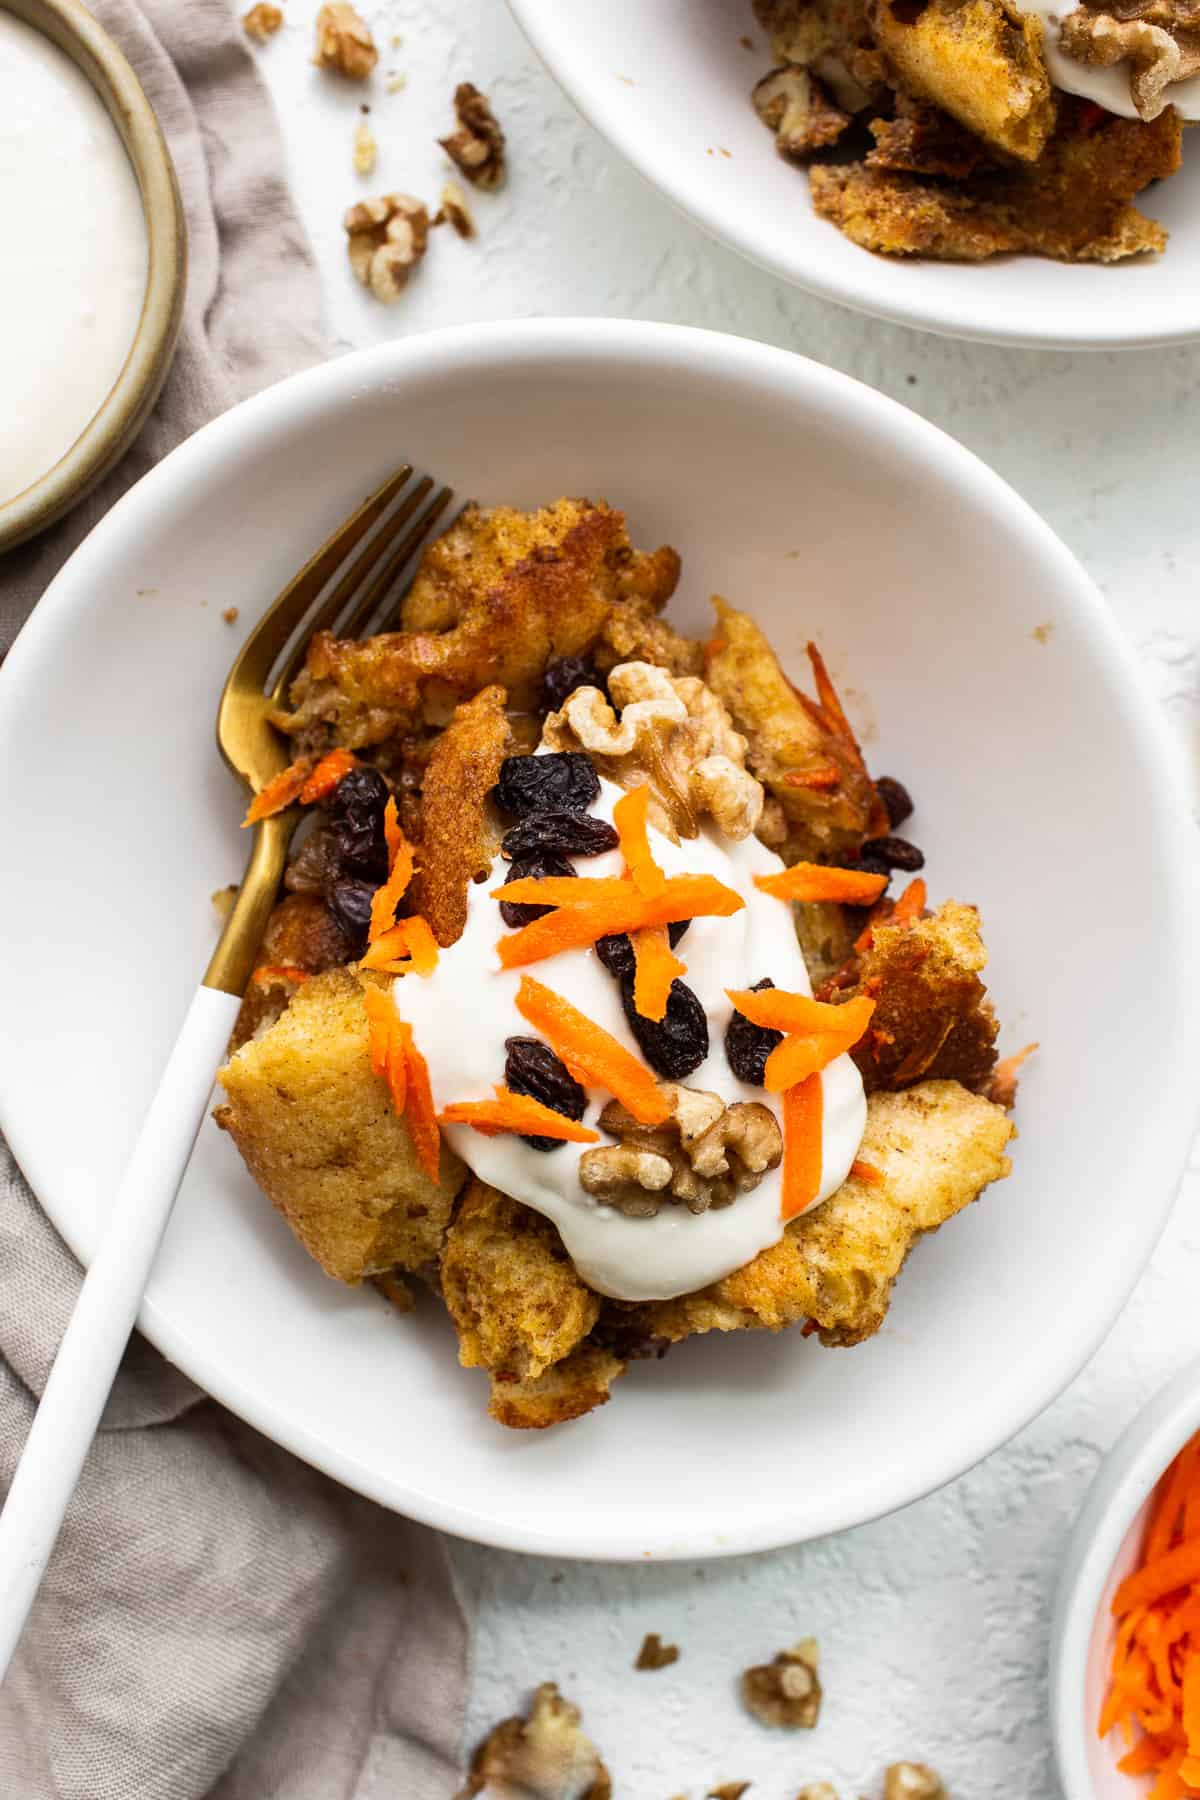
0,466 -> 454,1675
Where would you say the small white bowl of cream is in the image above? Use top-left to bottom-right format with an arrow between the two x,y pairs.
0,0 -> 184,551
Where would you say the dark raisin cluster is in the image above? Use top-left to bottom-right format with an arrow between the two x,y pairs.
724,977 -> 783,1087
504,1036 -> 587,1152
493,753 -> 618,927
321,765 -> 390,950
594,926 -> 707,1079
541,654 -> 605,714
875,775 -> 914,829
495,752 -> 599,817
499,851 -> 576,928
856,835 -> 925,878
500,812 -> 619,861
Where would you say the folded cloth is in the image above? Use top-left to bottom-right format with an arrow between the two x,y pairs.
0,4 -> 468,1795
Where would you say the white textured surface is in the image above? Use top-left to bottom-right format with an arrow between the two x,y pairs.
254,4 -> 1200,1790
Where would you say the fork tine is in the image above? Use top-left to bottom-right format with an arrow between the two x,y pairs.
338,486 -> 456,641
231,465 -> 413,694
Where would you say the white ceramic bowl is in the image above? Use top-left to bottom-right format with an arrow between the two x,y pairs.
507,0 -> 1200,350
1052,1357 -> 1200,1799
0,319 -> 1197,1559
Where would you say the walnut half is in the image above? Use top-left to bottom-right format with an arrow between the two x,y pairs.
753,64 -> 850,156
439,82 -> 507,189
579,1085 -> 782,1217
884,1764 -> 948,1800
742,1638 -> 823,1729
313,3 -> 377,78
457,1682 -> 612,1800
242,3 -> 283,44
344,194 -> 430,302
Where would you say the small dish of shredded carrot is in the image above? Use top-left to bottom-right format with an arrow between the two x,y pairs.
1101,1431 -> 1200,1795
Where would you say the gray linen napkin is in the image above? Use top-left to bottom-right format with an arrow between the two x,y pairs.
0,3 -> 469,1793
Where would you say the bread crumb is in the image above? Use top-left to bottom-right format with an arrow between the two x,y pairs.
222,606 -> 240,624
353,118 -> 377,174
635,1631 -> 680,1670
242,3 -> 283,43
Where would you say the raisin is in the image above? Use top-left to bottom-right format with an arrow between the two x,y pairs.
668,919 -> 690,950
501,811 -> 619,860
542,655 -> 603,713
725,976 -> 783,1087
861,834 -> 924,872
495,752 -> 600,817
324,765 -> 389,883
595,932 -> 635,977
327,876 -> 376,949
505,1035 -> 587,1153
620,975 -> 708,1080
500,851 -> 576,928
875,775 -> 914,829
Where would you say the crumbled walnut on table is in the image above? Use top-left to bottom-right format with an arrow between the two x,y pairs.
796,1785 -> 839,1800
742,1638 -> 823,1728
1059,7 -> 1200,117
344,193 -> 429,301
435,179 -> 476,238
242,3 -> 282,43
634,1631 -> 680,1670
439,81 -> 506,189
753,64 -> 850,155
542,661 -> 763,843
884,1765 -> 947,1800
313,2 -> 377,79
457,1682 -> 611,1800
708,1785 -> 752,1800
221,606 -> 239,624
579,1085 -> 782,1218
352,118 -> 377,174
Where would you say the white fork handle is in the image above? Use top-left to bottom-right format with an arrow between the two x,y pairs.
0,984 -> 240,1679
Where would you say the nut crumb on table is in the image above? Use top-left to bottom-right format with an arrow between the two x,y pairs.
313,2 -> 377,80
352,118 -> 377,175
457,1681 -> 612,1799
741,1637 -> 823,1728
796,1786 -> 840,1800
634,1631 -> 680,1669
708,1784 -> 752,1800
439,82 -> 507,189
241,3 -> 282,44
435,180 -> 476,238
344,193 -> 429,300
884,1765 -> 947,1800
222,606 -> 239,624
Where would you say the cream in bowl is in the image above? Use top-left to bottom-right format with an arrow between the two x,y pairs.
0,9 -> 147,509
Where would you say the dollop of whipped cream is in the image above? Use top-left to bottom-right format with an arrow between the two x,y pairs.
395,775 -> 867,1303
1023,0 -> 1200,120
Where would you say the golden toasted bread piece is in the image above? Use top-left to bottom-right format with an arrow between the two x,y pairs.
704,599 -> 884,862
486,1346 -> 626,1430
230,890 -> 358,1046
409,684 -> 511,947
440,1180 -> 600,1382
842,899 -> 999,1091
811,103 -> 1179,260
870,0 -> 1055,159
636,1080 -> 1013,1347
275,499 -> 682,749
216,968 -> 466,1282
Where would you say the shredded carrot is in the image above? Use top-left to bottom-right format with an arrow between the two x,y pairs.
727,989 -> 875,1094
383,795 -> 404,870
514,976 -> 670,1125
891,876 -> 927,925
251,964 -> 310,986
704,635 -> 727,663
361,985 -> 439,1178
783,765 -> 841,790
298,748 -> 358,804
493,876 -> 641,908
241,756 -> 315,826
806,642 -> 857,746
362,985 -> 395,1077
439,1087 -> 600,1144
754,862 -> 889,906
403,1032 -> 440,1181
613,784 -> 667,898
359,916 -> 439,976
631,925 -> 685,1022
368,836 -> 415,942
497,874 -> 744,970
851,1159 -> 884,1186
780,1075 -> 823,1221
1102,1432 -> 1200,1793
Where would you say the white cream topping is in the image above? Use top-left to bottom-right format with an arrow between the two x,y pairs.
1024,0 -> 1200,120
0,12 -> 148,507
396,777 -> 867,1302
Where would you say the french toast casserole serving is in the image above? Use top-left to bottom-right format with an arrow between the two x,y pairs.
215,497 -> 1026,1428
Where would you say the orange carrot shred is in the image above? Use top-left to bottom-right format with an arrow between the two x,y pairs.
385,1019 -> 410,1116
754,863 -> 889,906
368,837 -> 415,942
362,986 -> 396,1078
383,795 -> 404,870
806,642 -> 857,747
241,756 -> 315,826
613,785 -> 667,898
497,875 -> 743,970
1114,1543 -> 1200,1618
251,964 -> 310,986
1150,1438 -> 1200,1562
728,986 -> 873,1038
403,1030 -> 440,1182
439,1087 -> 600,1144
298,748 -> 358,804
780,1075 -> 823,1221
891,876 -> 927,925
783,765 -> 841,790
851,1159 -> 884,1186
359,916 -> 439,977
514,976 -> 669,1125
631,925 -> 684,1022
492,876 -> 640,908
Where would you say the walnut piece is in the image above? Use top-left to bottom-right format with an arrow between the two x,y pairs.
634,1631 -> 680,1670
457,1682 -> 612,1800
742,1638 -> 823,1729
542,661 -> 763,843
579,1086 -> 782,1218
435,179 -> 476,238
242,3 -> 283,43
796,1787 -> 840,1800
353,118 -> 377,175
708,1786 -> 752,1800
753,64 -> 850,155
313,3 -> 377,78
884,1765 -> 947,1800
439,81 -> 506,189
344,193 -> 430,301
1059,8 -> 1200,116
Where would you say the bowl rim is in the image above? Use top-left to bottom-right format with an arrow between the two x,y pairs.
0,0 -> 186,553
3,316 -> 1199,1555
1051,1356 -> 1200,1798
505,0 -> 1200,353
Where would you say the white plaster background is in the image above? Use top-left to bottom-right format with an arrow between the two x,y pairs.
252,4 -> 1200,1791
